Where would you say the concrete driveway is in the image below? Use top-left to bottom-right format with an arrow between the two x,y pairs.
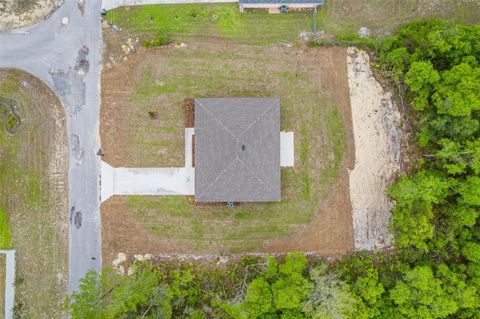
101,162 -> 194,201
0,0 -> 102,293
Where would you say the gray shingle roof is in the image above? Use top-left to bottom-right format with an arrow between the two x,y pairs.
195,98 -> 281,202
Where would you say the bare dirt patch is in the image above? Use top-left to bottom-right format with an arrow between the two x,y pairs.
264,47 -> 355,255
0,0 -> 63,32
0,68 -> 68,319
347,48 -> 402,250
100,29 -> 355,263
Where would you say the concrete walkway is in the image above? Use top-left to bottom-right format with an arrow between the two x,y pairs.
101,128 -> 195,202
103,0 -> 237,10
0,250 -> 15,319
101,129 -> 293,202
101,163 -> 194,201
280,131 -> 294,167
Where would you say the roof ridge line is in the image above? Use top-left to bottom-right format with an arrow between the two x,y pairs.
237,97 -> 279,139
196,156 -> 239,201
237,157 -> 276,196
197,99 -> 237,139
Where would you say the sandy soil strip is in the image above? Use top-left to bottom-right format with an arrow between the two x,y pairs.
347,47 -> 402,251
0,0 -> 63,32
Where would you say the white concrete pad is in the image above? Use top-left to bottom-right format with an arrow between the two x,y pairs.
280,131 -> 294,167
101,161 -> 194,202
0,250 -> 15,319
185,128 -> 194,167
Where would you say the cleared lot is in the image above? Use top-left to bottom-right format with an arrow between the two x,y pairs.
100,5 -> 355,261
0,69 -> 68,319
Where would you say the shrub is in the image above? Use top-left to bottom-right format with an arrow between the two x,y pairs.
143,35 -> 172,48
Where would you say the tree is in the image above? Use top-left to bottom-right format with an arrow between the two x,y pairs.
66,264 -> 161,319
432,63 -> 480,117
458,176 -> 480,206
221,253 -> 312,319
389,265 -> 458,319
388,172 -> 453,250
303,264 -> 364,319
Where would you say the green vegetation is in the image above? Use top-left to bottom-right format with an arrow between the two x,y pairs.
316,0 -> 480,39
0,208 -> 11,249
0,103 -> 18,131
67,253 -> 381,318
375,20 -> 480,258
68,250 -> 479,318
0,69 -> 68,318
108,1 -> 480,46
109,4 -> 316,44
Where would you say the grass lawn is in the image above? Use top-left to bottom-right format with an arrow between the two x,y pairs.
108,3 -> 317,44
101,4 -> 354,254
0,69 -> 68,318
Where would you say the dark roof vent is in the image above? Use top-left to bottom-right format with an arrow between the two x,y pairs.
241,144 -> 246,151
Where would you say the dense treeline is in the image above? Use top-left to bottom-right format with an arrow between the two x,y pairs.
67,20 -> 480,318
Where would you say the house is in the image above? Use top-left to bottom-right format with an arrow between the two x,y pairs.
195,98 -> 281,203
238,0 -> 325,13
100,97 -> 293,204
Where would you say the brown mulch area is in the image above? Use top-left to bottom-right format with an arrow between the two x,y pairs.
184,97 -> 194,128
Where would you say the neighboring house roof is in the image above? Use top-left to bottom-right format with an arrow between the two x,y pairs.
239,0 -> 324,4
195,98 -> 281,202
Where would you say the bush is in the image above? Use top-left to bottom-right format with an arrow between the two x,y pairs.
143,35 -> 172,48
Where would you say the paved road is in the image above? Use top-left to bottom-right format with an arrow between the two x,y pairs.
0,0 -> 102,293
102,0 -> 237,10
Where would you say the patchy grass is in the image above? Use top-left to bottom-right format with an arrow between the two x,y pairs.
0,69 -> 68,319
317,0 -> 480,38
108,3 -> 316,44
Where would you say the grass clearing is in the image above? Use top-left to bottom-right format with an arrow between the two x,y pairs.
101,5 -> 355,257
317,0 -> 480,38
108,3 -> 316,44
0,69 -> 68,319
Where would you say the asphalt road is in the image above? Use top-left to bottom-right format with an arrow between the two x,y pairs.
0,0 -> 102,293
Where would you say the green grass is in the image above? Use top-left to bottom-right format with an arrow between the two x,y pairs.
108,1 -> 480,47
0,69 -> 68,318
0,208 -> 11,249
109,3 -> 317,44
